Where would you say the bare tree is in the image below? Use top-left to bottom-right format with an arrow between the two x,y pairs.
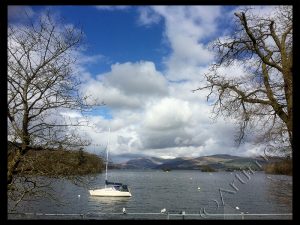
7,10 -> 98,196
193,6 -> 292,155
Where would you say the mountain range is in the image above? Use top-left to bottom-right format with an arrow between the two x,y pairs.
111,154 -> 282,171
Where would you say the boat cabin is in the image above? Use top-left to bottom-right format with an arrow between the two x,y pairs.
113,185 -> 129,192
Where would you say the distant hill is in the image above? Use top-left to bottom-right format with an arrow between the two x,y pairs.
120,158 -> 158,169
116,154 -> 283,171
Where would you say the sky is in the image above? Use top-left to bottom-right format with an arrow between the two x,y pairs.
7,5 -> 280,162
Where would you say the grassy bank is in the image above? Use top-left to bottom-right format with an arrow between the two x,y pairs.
200,165 -> 217,172
264,158 -> 292,176
8,145 -> 104,177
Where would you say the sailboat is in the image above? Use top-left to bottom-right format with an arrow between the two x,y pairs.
89,128 -> 132,197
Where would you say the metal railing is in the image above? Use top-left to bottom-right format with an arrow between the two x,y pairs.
8,212 -> 292,220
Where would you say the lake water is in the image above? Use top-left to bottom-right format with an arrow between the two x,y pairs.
8,170 -> 292,220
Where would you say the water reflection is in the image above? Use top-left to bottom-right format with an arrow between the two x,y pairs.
89,196 -> 130,205
266,175 -> 292,211
88,196 -> 131,214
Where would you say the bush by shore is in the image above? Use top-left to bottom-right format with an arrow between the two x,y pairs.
8,145 -> 104,177
200,165 -> 217,172
264,158 -> 292,176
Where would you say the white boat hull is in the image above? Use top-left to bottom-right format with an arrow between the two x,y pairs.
89,187 -> 132,197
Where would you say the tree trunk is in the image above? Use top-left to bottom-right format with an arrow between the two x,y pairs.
7,108 -> 30,186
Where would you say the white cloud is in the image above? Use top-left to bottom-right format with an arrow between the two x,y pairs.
234,5 -> 277,19
95,6 -> 130,11
60,111 -> 82,118
81,61 -> 169,110
78,60 -> 257,159
82,80 -> 143,109
144,98 -> 192,131
103,61 -> 168,96
86,6 -> 286,161
147,6 -> 221,81
213,60 -> 249,79
50,6 -> 282,161
137,6 -> 161,26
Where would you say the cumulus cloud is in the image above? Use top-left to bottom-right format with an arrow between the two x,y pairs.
60,111 -> 82,118
146,6 -> 222,81
63,6 -> 279,161
81,61 -> 168,110
78,61 -> 254,159
82,80 -> 143,109
144,98 -> 192,131
137,6 -> 161,26
103,61 -> 168,96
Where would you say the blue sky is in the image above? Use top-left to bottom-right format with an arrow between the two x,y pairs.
8,5 -> 279,162
31,6 -> 169,73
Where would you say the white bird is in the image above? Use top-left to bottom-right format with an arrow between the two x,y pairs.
122,207 -> 126,214
197,187 -> 201,190
78,195 -> 80,198
236,206 -> 240,210
161,208 -> 166,214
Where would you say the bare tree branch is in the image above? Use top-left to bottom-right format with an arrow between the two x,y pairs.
194,6 -> 292,152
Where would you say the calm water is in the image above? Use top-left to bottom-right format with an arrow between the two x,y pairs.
8,170 -> 292,220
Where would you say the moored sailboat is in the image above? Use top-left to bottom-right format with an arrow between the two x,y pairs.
89,128 -> 132,197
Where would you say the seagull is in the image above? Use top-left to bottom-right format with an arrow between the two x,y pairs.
236,206 -> 240,210
161,208 -> 166,214
197,187 -> 201,190
122,207 -> 126,214
78,195 -> 80,198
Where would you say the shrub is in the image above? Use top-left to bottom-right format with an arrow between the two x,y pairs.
264,159 -> 292,175
201,165 -> 217,172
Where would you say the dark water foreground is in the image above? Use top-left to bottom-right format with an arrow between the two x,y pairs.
8,170 -> 292,220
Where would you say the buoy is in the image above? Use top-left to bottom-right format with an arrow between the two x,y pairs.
161,208 -> 166,213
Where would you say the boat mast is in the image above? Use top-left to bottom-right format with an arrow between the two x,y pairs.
105,128 -> 110,188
